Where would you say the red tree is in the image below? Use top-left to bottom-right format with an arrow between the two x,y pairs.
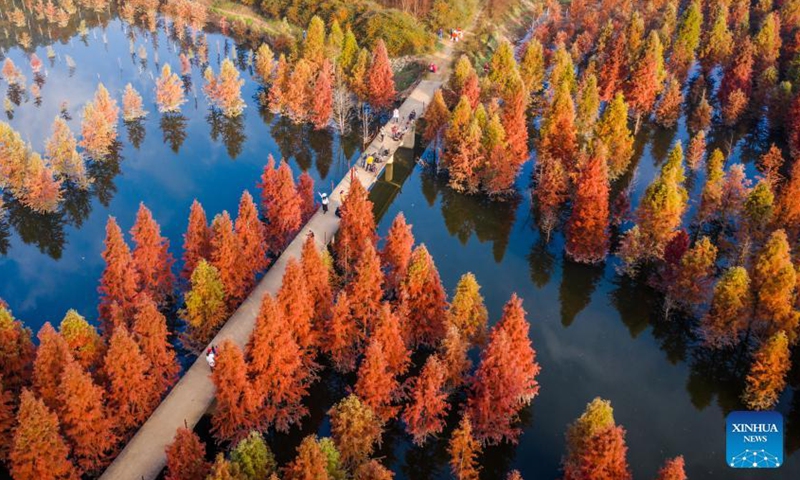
284,436 -> 329,480
655,456 -> 686,480
312,60 -> 334,129
325,291 -> 362,373
247,294 -> 311,433
57,360 -> 116,475
235,190 -> 269,281
103,326 -> 157,434
10,390 -> 77,480
501,78 -> 530,172
0,377 -> 14,460
348,243 -> 385,335
355,339 -> 399,423
211,340 -> 256,444
165,427 -> 210,480
468,333 -> 526,439
374,303 -> 410,376
565,145 -> 610,264
381,213 -> 414,294
131,203 -> 175,306
182,200 -> 212,281
132,295 -> 179,395
0,305 -> 36,393
98,216 -> 139,334
32,322 -> 72,411
297,172 -> 317,222
335,180 -> 377,273
400,245 -> 448,347
562,425 -> 631,480
278,258 -> 317,359
402,355 -> 450,445
210,211 -> 249,307
259,157 -> 303,248
301,233 -> 332,328
367,40 -> 396,110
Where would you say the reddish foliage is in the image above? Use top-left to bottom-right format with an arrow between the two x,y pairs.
98,217 -> 139,334
297,172 -> 316,222
0,305 -> 35,393
348,243 -> 385,335
381,213 -> 415,294
655,456 -> 686,480
0,378 -> 13,460
131,203 -> 175,306
335,180 -> 377,273
448,413 -> 482,480
165,427 -> 210,480
278,258 -> 317,358
182,200 -> 212,281
468,296 -> 541,445
400,245 -> 448,347
210,211 -> 249,307
325,291 -> 362,373
247,295 -> 311,433
565,147 -> 610,264
367,40 -> 396,110
301,233 -> 333,327
103,327 -> 157,434
373,303 -> 410,376
32,323 -> 72,411
259,157 -> 303,248
501,80 -> 531,171
211,340 -> 256,444
57,360 -> 116,475
598,33 -> 627,101
10,390 -> 77,480
355,339 -> 399,422
311,60 -> 334,129
562,425 -> 631,480
235,190 -> 269,280
132,295 -> 179,395
402,355 -> 450,445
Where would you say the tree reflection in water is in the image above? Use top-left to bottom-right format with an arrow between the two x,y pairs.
208,110 -> 246,159
160,112 -> 188,154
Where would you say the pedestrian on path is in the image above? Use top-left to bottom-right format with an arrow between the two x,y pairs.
206,347 -> 216,370
393,108 -> 400,123
319,192 -> 329,213
366,154 -> 375,172
380,126 -> 385,142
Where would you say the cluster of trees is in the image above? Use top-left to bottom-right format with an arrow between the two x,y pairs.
425,43 -> 531,197
262,16 -> 396,132
0,153 -> 317,477
560,398 -> 687,480
511,0 -> 800,412
0,291 -> 179,478
164,180 -> 541,479
240,0 -> 434,56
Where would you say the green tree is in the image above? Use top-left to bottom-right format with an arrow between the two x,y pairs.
181,260 -> 227,345
230,431 -> 277,480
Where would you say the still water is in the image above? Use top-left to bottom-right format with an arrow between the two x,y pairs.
1,7 -> 798,480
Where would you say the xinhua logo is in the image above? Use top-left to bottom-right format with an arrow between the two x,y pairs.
726,411 -> 783,469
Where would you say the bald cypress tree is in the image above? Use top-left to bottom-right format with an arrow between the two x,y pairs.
355,339 -> 399,423
211,211 -> 248,307
743,331 -> 791,410
131,203 -> 175,306
165,427 -> 210,480
32,323 -> 72,411
400,245 -> 448,347
211,340 -> 256,444
132,295 -> 179,395
10,390 -> 77,480
0,305 -> 35,393
182,200 -> 212,282
402,355 -> 450,445
449,413 -> 481,480
367,40 -> 395,110
565,144 -> 610,264
335,180 -> 377,274
561,398 -> 631,480
98,216 -> 139,334
235,190 -> 269,281
59,310 -> 104,371
103,326 -> 157,434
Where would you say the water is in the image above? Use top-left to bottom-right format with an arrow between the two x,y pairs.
0,10 -> 362,327
1,7 -> 798,480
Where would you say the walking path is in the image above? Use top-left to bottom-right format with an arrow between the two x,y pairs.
100,37 -> 456,480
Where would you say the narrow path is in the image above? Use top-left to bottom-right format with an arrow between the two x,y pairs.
99,39 -> 455,480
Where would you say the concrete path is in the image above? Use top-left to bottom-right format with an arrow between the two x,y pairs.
100,39 -> 456,480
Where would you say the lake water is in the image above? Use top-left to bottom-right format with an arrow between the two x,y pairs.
1,6 -> 798,480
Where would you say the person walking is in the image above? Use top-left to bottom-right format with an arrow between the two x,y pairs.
392,108 -> 400,123
380,126 -> 385,142
319,192 -> 329,213
366,154 -> 374,172
206,347 -> 216,370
